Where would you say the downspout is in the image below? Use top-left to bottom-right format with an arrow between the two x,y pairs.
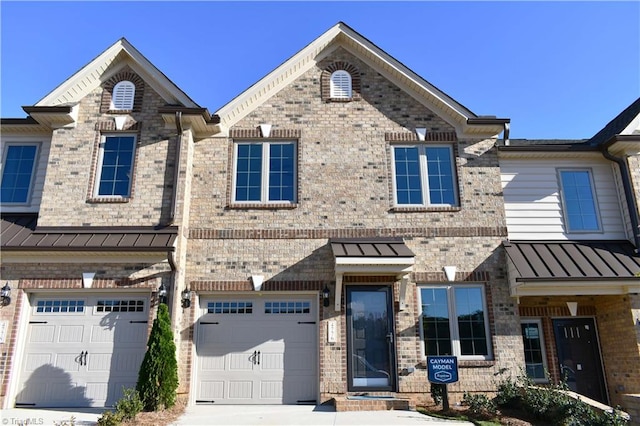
167,111 -> 183,226
601,146 -> 640,252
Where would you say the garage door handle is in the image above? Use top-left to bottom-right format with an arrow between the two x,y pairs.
79,351 -> 88,366
257,351 -> 260,365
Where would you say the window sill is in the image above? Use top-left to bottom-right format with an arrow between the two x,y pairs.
227,203 -> 298,210
391,206 -> 461,213
87,197 -> 131,204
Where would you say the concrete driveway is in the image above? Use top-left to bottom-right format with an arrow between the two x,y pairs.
0,405 -> 474,426
172,405 -> 474,425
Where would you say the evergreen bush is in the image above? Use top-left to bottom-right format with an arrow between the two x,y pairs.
136,303 -> 179,411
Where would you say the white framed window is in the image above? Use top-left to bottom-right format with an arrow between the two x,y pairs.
232,141 -> 296,204
94,134 -> 136,198
330,70 -> 352,99
392,144 -> 457,207
419,284 -> 492,360
557,168 -> 601,232
521,319 -> 549,383
110,81 -> 135,110
1,143 -> 39,204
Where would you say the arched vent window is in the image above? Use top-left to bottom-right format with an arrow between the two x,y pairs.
330,70 -> 352,99
111,81 -> 135,110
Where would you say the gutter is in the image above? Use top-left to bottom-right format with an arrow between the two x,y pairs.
601,142 -> 640,252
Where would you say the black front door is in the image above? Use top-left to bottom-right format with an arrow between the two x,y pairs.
553,318 -> 607,403
346,286 -> 396,391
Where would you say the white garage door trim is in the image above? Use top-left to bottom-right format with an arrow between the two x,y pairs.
193,293 -> 318,405
14,293 -> 150,408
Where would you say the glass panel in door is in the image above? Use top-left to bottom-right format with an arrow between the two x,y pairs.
346,286 -> 396,391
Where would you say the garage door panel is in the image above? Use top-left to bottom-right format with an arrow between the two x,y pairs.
260,352 -> 283,371
199,355 -> 225,371
23,354 -> 52,372
229,352 -> 254,370
228,381 -> 253,399
29,325 -> 55,343
59,325 -> 84,343
260,381 -> 283,399
111,351 -> 144,372
86,352 -> 111,371
55,353 -> 81,372
199,380 -> 224,400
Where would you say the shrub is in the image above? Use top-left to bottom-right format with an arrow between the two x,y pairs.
462,391 -> 497,420
494,374 -> 521,408
136,303 -> 179,411
430,383 -> 443,405
115,387 -> 143,421
96,411 -> 122,426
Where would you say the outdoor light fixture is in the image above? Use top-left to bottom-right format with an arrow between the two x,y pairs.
158,283 -> 168,304
1,283 -> 11,306
444,266 -> 457,282
322,285 -> 331,308
181,288 -> 192,309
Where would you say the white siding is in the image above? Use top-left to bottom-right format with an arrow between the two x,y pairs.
501,158 -> 627,240
0,134 -> 51,213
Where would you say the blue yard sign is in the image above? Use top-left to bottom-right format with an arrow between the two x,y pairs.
427,356 -> 459,384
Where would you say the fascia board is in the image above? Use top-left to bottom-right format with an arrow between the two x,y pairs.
0,251 -> 170,264
511,280 -> 640,297
35,39 -> 198,109
215,23 -> 479,132
215,26 -> 342,129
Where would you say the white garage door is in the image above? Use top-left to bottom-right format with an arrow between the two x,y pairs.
15,294 -> 149,408
195,294 -> 317,405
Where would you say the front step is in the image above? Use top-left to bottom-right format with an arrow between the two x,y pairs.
333,395 -> 411,412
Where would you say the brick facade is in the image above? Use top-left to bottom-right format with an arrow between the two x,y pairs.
179,47 -> 523,406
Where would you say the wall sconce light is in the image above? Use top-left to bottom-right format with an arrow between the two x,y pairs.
444,266 -> 457,282
158,283 -> 168,304
322,285 -> 331,308
181,288 -> 192,309
1,283 -> 11,306
566,301 -> 578,317
415,127 -> 427,141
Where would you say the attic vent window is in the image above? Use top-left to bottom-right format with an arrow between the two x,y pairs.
330,70 -> 352,99
111,81 -> 135,110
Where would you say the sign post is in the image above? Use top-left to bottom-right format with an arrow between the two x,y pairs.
427,355 -> 458,411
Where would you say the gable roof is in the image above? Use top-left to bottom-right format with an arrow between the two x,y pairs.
214,22 -> 507,137
34,37 -> 200,110
587,96 -> 640,147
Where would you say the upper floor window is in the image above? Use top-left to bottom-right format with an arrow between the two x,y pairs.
419,285 -> 491,360
392,144 -> 457,206
330,70 -> 352,99
558,169 -> 600,232
1,144 -> 38,204
95,135 -> 136,197
110,81 -> 135,110
232,141 -> 296,204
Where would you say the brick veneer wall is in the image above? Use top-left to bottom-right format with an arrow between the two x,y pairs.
179,47 -> 522,405
37,76 -> 176,227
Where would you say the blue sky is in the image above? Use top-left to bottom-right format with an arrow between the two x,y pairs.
1,1 -> 638,139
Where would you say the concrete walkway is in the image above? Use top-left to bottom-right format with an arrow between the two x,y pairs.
0,405 -> 474,426
172,405 -> 474,425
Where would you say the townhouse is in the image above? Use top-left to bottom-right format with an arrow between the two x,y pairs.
2,21 -> 638,417
499,97 -> 640,412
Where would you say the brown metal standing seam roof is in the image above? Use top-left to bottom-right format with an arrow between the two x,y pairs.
1,214 -> 177,251
504,240 -> 640,280
330,238 -> 415,258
